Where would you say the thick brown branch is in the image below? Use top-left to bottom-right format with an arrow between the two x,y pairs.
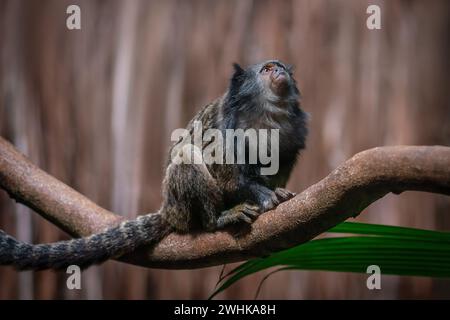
1,136 -> 449,269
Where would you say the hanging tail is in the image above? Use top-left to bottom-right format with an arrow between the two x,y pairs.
0,213 -> 168,270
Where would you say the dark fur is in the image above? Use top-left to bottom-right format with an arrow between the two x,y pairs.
0,214 -> 168,270
0,60 -> 308,270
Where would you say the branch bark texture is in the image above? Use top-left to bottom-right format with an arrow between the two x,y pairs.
1,136 -> 449,269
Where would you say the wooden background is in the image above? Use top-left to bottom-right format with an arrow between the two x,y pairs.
0,0 -> 449,299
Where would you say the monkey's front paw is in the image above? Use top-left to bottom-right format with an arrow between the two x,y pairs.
274,188 -> 296,202
216,203 -> 260,229
256,190 -> 280,212
256,188 -> 296,212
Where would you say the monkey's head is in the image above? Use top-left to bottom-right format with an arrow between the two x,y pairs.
228,60 -> 299,108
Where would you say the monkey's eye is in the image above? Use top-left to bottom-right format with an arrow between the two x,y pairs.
261,65 -> 272,73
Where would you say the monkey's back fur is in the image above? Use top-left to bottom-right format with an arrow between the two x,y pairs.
0,60 -> 308,270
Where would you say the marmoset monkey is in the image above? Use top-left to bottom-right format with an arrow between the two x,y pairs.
0,60 -> 308,270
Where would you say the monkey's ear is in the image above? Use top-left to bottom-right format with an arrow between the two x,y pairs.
230,63 -> 246,89
232,63 -> 245,76
286,64 -> 295,75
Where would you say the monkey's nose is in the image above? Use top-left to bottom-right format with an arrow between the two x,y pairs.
273,67 -> 284,79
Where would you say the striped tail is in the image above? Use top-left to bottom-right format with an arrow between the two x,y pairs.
0,213 -> 168,270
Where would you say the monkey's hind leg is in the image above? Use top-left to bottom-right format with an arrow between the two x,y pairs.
164,144 -> 260,231
163,164 -> 259,231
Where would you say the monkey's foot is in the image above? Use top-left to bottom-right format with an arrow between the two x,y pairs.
216,203 -> 260,229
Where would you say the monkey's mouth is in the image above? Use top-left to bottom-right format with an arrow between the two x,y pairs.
270,71 -> 289,96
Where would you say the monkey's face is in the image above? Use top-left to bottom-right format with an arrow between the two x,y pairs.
259,61 -> 291,97
229,60 -> 299,107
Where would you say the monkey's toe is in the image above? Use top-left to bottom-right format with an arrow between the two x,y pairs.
216,204 -> 260,229
257,188 -> 295,212
237,212 -> 253,224
257,191 -> 280,212
230,203 -> 260,221
241,204 -> 261,219
274,188 -> 296,202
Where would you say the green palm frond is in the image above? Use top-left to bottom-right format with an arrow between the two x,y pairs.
210,222 -> 450,299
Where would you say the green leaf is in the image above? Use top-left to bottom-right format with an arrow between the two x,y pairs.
329,221 -> 450,242
209,222 -> 450,299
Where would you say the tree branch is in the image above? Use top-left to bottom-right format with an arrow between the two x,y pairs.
1,136 -> 449,269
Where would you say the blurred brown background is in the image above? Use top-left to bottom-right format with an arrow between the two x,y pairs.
0,0 -> 449,299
